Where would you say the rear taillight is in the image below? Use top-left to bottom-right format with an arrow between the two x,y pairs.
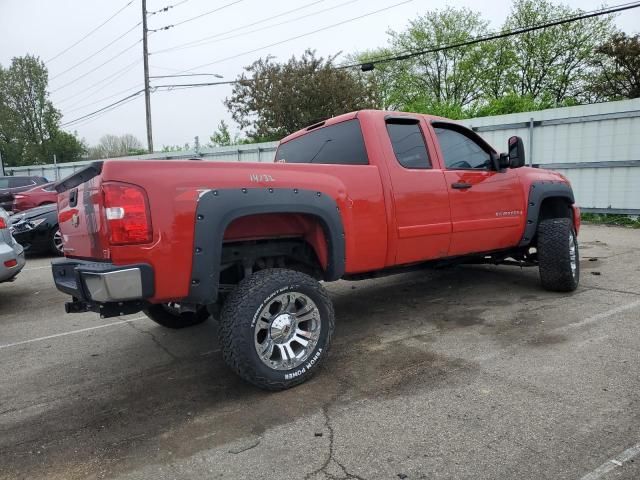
0,218 -> 6,229
102,182 -> 152,245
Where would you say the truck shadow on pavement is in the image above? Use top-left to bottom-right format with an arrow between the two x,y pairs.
1,264 -> 572,480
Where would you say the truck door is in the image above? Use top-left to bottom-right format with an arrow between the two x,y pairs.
379,116 -> 451,265
430,123 -> 525,256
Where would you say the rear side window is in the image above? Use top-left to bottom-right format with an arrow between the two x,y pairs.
275,119 -> 368,165
386,123 -> 431,169
10,177 -> 35,188
434,127 -> 492,170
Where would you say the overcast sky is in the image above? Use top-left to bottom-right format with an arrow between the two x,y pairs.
2,0 -> 639,149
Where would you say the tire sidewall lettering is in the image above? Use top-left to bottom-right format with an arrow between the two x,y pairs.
250,284 -> 302,328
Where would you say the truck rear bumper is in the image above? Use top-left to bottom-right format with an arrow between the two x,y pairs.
51,259 -> 154,316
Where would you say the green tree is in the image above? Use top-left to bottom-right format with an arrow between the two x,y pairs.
384,7 -> 493,110
345,48 -> 397,110
590,33 -> 640,100
161,143 -> 191,152
209,120 -> 234,146
0,55 -> 85,166
470,94 -> 553,117
225,50 -> 377,141
502,0 -> 616,104
352,1 -> 619,117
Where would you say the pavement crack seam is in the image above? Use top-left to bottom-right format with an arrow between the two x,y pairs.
304,405 -> 367,480
228,437 -> 261,454
127,322 -> 178,360
582,286 -> 640,297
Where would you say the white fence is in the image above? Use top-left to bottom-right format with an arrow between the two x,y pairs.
4,142 -> 279,181
5,99 -> 640,214
460,98 -> 640,214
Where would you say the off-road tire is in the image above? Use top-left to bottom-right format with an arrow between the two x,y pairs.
143,304 -> 210,329
537,217 -> 579,292
219,268 -> 334,391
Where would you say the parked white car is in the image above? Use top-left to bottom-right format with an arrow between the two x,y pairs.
0,208 -> 25,282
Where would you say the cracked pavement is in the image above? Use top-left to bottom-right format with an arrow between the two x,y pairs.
1,224 -> 640,479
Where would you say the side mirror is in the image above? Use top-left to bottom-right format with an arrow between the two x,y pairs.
508,136 -> 525,168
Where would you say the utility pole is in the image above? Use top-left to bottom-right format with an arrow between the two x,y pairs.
142,0 -> 153,153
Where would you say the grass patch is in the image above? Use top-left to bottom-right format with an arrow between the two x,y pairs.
581,213 -> 640,228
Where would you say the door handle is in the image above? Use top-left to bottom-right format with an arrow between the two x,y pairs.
451,182 -> 472,190
69,188 -> 78,207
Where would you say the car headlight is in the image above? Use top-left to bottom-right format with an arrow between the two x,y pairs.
28,218 -> 47,228
10,217 -> 46,233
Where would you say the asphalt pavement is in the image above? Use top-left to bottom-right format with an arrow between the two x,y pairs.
1,224 -> 639,480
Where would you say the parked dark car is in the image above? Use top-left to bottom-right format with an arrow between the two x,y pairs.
10,204 -> 62,256
0,176 -> 50,212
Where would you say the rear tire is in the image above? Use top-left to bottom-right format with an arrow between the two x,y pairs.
537,218 -> 579,292
219,268 -> 334,391
143,303 -> 210,329
50,227 -> 64,256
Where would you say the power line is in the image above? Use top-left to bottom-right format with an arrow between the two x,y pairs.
149,73 -> 223,78
50,38 -> 143,93
154,80 -> 237,89
151,0 -> 325,55
50,22 -> 141,80
149,0 -> 244,32
152,0 -> 363,57
55,59 -> 141,105
61,90 -> 145,127
63,94 -> 144,129
63,84 -> 144,114
340,1 -> 640,71
176,0 -> 414,74
147,0 -> 190,15
149,1 -> 640,88
62,0 -> 640,131
46,0 -> 135,63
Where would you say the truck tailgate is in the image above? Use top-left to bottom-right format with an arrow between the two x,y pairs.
56,162 -> 107,260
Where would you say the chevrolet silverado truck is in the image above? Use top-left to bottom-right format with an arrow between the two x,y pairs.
52,110 -> 580,390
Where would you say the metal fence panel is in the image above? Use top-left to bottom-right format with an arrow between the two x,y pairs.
460,98 -> 640,214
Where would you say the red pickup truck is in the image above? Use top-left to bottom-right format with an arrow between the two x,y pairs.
52,110 -> 580,390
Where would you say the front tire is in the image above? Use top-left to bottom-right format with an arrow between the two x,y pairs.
219,268 -> 334,391
537,217 -> 579,292
143,303 -> 210,329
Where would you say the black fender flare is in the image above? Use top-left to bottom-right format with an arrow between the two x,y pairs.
519,181 -> 575,247
187,188 -> 345,304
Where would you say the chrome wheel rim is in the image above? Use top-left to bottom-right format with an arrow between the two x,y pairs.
254,292 -> 321,371
569,232 -> 577,279
53,229 -> 64,254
